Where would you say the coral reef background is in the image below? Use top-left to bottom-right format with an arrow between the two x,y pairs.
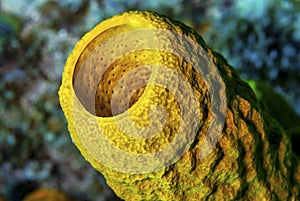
0,0 -> 299,200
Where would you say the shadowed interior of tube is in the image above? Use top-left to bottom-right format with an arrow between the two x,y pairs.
72,24 -> 155,117
73,48 -> 155,117
72,24 -> 197,118
95,52 -> 152,117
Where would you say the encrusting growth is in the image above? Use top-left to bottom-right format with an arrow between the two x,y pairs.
59,11 -> 300,200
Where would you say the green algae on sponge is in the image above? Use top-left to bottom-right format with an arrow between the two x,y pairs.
59,10 -> 300,201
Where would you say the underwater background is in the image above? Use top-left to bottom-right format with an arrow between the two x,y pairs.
0,0 -> 299,200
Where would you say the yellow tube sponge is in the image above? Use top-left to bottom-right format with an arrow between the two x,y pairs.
59,11 -> 300,200
59,10 -> 227,174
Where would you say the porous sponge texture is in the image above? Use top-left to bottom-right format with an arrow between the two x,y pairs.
59,11 -> 300,201
60,11 -> 206,161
